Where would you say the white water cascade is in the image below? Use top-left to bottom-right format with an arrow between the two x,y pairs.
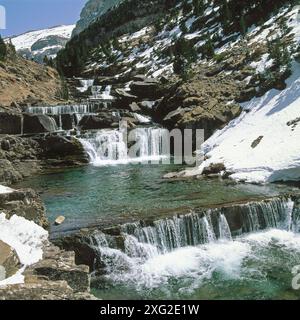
86,197 -> 296,281
77,79 -> 94,93
25,104 -> 93,115
79,127 -> 169,166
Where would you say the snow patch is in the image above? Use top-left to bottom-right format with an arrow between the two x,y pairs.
0,213 -> 48,286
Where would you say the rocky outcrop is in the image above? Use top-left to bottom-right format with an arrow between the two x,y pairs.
0,112 -> 22,135
79,113 -> 119,130
0,240 -> 20,280
154,69 -> 243,139
0,243 -> 97,300
0,135 -> 41,186
72,0 -> 122,36
23,114 -> 57,134
36,136 -> 89,167
0,188 -> 48,229
130,78 -> 162,100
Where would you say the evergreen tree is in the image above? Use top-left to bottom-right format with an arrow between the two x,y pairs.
193,0 -> 205,16
203,37 -> 214,58
240,15 -> 247,36
180,20 -> 188,34
43,55 -> 49,65
0,35 -> 7,61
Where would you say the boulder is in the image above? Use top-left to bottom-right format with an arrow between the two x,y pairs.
114,89 -> 138,109
79,112 -> 118,130
0,240 -> 21,279
29,246 -> 90,293
36,136 -> 89,166
0,112 -> 22,135
53,114 -> 74,130
138,100 -> 156,115
202,163 -> 226,175
130,81 -> 161,100
23,114 -> 57,134
129,102 -> 141,112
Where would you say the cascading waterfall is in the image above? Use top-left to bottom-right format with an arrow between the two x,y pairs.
219,214 -> 232,240
79,127 -> 169,166
77,79 -> 94,93
79,130 -> 128,165
87,197 -> 296,279
25,104 -> 93,115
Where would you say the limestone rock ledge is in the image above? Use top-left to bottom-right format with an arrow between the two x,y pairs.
0,242 -> 97,300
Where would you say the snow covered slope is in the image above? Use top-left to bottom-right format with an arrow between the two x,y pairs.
198,62 -> 300,184
8,25 -> 74,63
196,7 -> 300,184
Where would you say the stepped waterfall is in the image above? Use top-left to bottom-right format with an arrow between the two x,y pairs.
79,127 -> 169,165
87,197 -> 296,280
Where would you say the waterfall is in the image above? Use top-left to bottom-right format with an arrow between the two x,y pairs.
219,214 -> 232,240
79,127 -> 169,166
133,113 -> 151,124
77,79 -> 94,93
241,198 -> 294,232
85,197 -> 296,276
20,115 -> 24,136
79,130 -> 128,165
25,104 -> 92,115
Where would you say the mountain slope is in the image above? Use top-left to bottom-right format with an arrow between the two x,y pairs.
58,0 -> 300,183
72,0 -> 122,36
8,25 -> 74,63
0,46 -> 66,108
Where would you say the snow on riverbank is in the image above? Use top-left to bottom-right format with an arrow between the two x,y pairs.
0,185 -> 14,194
0,213 -> 48,286
197,62 -> 300,184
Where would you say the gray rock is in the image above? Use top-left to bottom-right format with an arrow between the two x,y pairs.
23,114 -> 57,134
0,112 -> 22,135
0,240 -> 21,279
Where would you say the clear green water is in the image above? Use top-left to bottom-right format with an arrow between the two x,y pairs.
91,229 -> 300,300
17,163 -> 294,229
16,164 -> 300,300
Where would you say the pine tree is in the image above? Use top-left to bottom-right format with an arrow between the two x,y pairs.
43,55 -> 49,65
193,0 -> 205,16
0,35 -> 7,61
203,37 -> 214,58
180,20 -> 188,34
240,15 -> 247,36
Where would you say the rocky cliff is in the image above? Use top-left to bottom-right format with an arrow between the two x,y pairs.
72,0 -> 122,36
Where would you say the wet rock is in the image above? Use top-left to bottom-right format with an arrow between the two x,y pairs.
202,163 -> 226,175
36,136 -> 89,166
79,113 -> 118,130
0,240 -> 21,279
55,216 -> 66,226
23,114 -> 57,134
